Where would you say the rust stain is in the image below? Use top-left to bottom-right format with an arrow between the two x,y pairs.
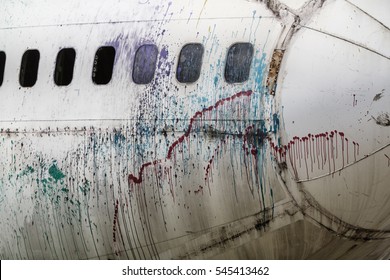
266,49 -> 284,95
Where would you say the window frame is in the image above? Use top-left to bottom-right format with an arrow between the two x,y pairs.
92,46 -> 116,85
54,48 -> 76,86
224,42 -> 254,84
0,51 -> 5,87
176,43 -> 204,84
19,49 -> 40,88
132,44 -> 159,85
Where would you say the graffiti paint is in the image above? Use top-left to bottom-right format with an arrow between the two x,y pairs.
269,131 -> 360,180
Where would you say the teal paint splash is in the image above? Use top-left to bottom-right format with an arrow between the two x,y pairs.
114,131 -> 126,146
252,51 -> 267,93
48,164 -> 65,181
272,113 -> 280,133
213,76 -> 219,87
16,165 -> 35,179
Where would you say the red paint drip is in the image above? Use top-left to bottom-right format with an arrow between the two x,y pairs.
204,138 -> 227,193
339,132 -> 345,168
128,90 -> 253,185
269,130 -> 359,178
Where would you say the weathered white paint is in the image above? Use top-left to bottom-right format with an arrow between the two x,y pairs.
0,0 -> 389,260
278,0 -> 390,234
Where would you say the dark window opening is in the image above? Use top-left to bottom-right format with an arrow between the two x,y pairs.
0,51 -> 5,86
133,44 -> 158,84
20,49 -> 40,87
54,48 -> 76,86
176,43 -> 204,83
92,46 -> 115,85
224,43 -> 254,83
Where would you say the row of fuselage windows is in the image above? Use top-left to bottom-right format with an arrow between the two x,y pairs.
0,42 -> 254,87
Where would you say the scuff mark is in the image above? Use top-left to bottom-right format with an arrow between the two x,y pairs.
182,208 -> 273,258
372,113 -> 390,127
255,0 -> 327,22
373,90 -> 384,101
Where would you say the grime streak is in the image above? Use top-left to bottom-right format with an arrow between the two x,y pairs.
353,94 -> 358,107
112,199 -> 119,244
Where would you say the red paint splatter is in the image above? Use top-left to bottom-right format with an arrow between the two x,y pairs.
204,138 -> 228,193
269,131 -> 359,178
128,90 -> 253,185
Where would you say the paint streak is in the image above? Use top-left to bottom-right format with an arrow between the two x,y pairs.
204,137 -> 229,194
353,94 -> 358,107
128,90 -> 253,186
269,130 -> 360,179
196,0 -> 208,27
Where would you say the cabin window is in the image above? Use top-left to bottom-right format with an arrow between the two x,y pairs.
54,48 -> 76,86
20,49 -> 40,87
224,43 -> 254,83
0,51 -> 5,86
133,44 -> 158,84
176,43 -> 204,83
92,46 -> 115,85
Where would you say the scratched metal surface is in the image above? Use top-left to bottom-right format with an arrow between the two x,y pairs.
0,0 -> 389,260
